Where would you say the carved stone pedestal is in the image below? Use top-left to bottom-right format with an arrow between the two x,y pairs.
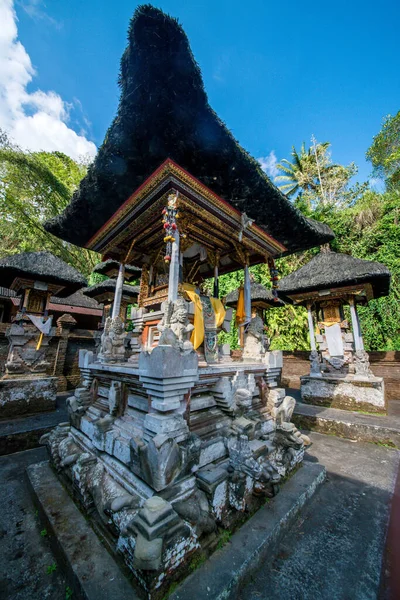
301,373 -> 386,413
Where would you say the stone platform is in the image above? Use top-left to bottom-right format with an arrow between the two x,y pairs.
293,402 -> 400,448
27,459 -> 325,600
0,376 -> 57,420
301,373 -> 385,413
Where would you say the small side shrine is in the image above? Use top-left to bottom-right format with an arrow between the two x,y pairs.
83,278 -> 140,324
0,251 -> 86,418
225,280 -> 284,379
41,6 -> 333,597
279,249 -> 391,412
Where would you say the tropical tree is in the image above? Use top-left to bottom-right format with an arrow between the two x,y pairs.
366,111 -> 400,189
0,130 -> 98,276
275,138 -> 358,208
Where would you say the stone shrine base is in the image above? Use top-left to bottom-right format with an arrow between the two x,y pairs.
301,374 -> 386,413
27,459 -> 325,600
0,376 -> 57,420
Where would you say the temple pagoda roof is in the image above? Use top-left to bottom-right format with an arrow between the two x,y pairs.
93,259 -> 141,281
278,251 -> 391,300
83,280 -> 139,303
50,290 -> 101,310
225,282 -> 284,308
44,5 -> 333,257
0,252 -> 87,297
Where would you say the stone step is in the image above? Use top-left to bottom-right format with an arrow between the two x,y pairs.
0,393 -> 69,456
293,402 -> 400,448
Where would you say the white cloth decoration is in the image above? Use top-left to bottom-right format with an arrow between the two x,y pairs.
324,323 -> 344,357
27,314 -> 53,335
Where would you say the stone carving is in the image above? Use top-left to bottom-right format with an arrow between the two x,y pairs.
129,496 -> 189,571
109,381 -> 123,416
243,316 -> 268,360
98,316 -> 126,363
4,321 -> 54,376
174,489 -> 216,536
354,349 -> 372,378
309,350 -> 322,376
158,298 -> 194,351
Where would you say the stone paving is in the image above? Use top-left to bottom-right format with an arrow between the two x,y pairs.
0,447 -> 69,600
239,432 -> 400,600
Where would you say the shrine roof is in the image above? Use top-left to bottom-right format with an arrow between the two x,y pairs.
50,290 -> 101,310
225,282 -> 284,308
93,260 -> 141,281
83,280 -> 139,302
43,5 -> 333,257
278,251 -> 391,299
0,252 -> 87,297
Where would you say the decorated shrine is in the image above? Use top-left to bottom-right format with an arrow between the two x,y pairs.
40,6 -> 333,597
83,276 -> 140,323
278,249 -> 391,412
0,251 -> 87,418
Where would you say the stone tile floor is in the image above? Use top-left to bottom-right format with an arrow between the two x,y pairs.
0,447 -> 70,600
239,432 -> 400,600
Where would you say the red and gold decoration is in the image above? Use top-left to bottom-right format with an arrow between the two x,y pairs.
268,257 -> 279,301
162,192 -> 179,263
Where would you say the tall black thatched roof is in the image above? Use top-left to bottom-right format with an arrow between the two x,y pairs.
83,280 -> 139,301
278,252 -> 391,299
225,281 -> 284,308
44,5 -> 333,256
93,259 -> 141,281
0,252 -> 87,297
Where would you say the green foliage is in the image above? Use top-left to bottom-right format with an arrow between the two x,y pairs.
40,528 -> 47,537
366,111 -> 400,189
46,563 -> 57,574
267,305 -> 310,351
0,130 -> 99,276
275,138 -> 359,208
65,586 -> 73,600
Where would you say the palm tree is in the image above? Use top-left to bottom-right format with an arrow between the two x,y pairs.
275,141 -> 331,199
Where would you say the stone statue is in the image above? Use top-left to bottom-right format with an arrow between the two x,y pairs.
354,349 -> 372,378
158,298 -> 194,351
243,315 -> 268,360
98,316 -> 126,363
309,349 -> 322,376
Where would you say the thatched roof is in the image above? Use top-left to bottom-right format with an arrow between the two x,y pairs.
93,259 -> 141,281
225,281 -> 284,308
278,252 -> 391,299
83,280 -> 139,302
50,290 -> 101,310
44,5 -> 333,256
0,252 -> 87,297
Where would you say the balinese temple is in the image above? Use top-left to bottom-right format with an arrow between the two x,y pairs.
278,249 -> 391,413
92,258 -> 141,281
41,6 -> 333,597
0,287 -> 102,330
0,251 -> 86,418
83,278 -> 140,323
225,280 -> 285,382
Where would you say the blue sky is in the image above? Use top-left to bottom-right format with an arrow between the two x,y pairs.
2,0 -> 399,184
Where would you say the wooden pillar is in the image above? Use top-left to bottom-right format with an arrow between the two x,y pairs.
349,297 -> 362,351
111,263 -> 125,319
168,230 -> 180,302
307,302 -> 317,351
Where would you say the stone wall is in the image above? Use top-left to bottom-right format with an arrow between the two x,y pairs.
282,350 -> 400,402
0,323 -> 97,392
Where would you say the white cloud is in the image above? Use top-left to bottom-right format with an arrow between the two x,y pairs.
257,151 -> 279,178
0,0 -> 97,161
